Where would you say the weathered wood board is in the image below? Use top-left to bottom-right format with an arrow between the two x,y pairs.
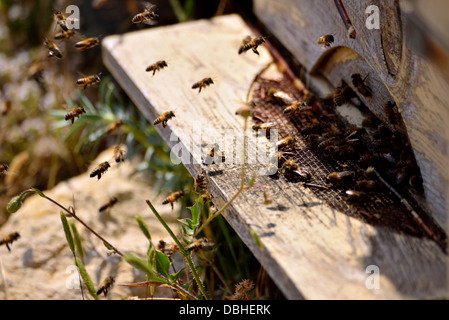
102,14 -> 448,299
254,0 -> 449,233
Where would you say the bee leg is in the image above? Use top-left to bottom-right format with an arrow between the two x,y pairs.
171,202 -> 174,210
6,243 -> 10,252
162,121 -> 167,128
253,48 -> 260,55
83,84 -> 87,90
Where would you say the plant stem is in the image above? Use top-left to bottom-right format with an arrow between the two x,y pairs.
145,199 -> 210,300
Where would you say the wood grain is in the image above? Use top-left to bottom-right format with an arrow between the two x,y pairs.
102,14 -> 448,299
254,0 -> 449,233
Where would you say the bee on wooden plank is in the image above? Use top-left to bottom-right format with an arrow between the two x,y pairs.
238,36 -> 266,55
74,37 -> 100,51
153,110 -> 175,128
281,160 -> 311,181
252,122 -> 276,131
194,172 -> 208,192
43,38 -> 63,59
146,60 -> 168,76
162,191 -> 184,210
317,34 -> 334,48
76,73 -> 101,90
99,197 -> 118,213
355,180 -> 382,192
192,77 -> 214,93
345,190 -> 368,203
0,232 -> 20,252
132,2 -> 158,25
96,276 -> 115,297
351,73 -> 372,97
266,88 -> 295,106
326,171 -> 355,186
65,106 -> 86,124
276,136 -> 295,149
384,101 -> 399,125
90,161 -> 111,180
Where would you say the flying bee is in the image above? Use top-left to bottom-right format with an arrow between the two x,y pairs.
112,145 -> 126,163
283,101 -> 310,117
153,110 -> 175,128
266,88 -> 295,105
43,38 -> 63,59
132,2 -> 158,25
74,37 -> 100,51
162,191 -> 184,210
0,163 -> 8,175
90,161 -> 111,180
146,60 -> 168,76
384,101 -> 399,125
355,180 -> 381,192
192,77 -> 214,93
106,119 -> 124,135
186,237 -> 214,253
326,171 -> 355,186
351,73 -> 372,97
54,10 -> 69,31
252,122 -> 276,131
345,190 -> 368,203
99,197 -> 118,213
76,73 -> 101,90
0,232 -> 20,252
276,136 -> 295,149
238,36 -> 266,55
96,276 -> 115,297
54,29 -> 76,41
318,34 -> 334,48
157,239 -> 179,256
64,106 -> 86,124
194,172 -> 208,191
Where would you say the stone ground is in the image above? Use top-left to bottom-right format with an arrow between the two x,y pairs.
0,147 -> 183,300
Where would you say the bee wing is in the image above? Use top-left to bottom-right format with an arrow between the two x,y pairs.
143,19 -> 158,26
143,1 -> 157,10
242,35 -> 251,45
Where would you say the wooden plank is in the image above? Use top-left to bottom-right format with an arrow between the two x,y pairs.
254,0 -> 449,233
102,14 -> 448,299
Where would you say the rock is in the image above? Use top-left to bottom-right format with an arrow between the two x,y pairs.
0,147 -> 182,300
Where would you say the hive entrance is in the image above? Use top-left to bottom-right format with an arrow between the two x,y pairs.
249,73 -> 447,253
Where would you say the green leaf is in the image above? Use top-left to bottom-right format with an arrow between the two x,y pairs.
60,212 -> 75,253
123,253 -> 167,283
75,257 -> 98,300
168,268 -> 184,282
70,221 -> 84,260
31,188 -> 45,198
251,229 -> 263,249
155,251 -> 171,277
135,216 -> 152,242
188,196 -> 204,229
247,176 -> 256,187
103,242 -> 113,251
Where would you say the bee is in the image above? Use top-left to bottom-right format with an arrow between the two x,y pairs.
90,161 -> 111,180
266,88 -> 295,105
112,145 -> 126,163
65,106 -> 86,124
76,73 -> 101,90
192,77 -> 214,93
384,101 -> 399,125
153,110 -> 175,128
146,60 -> 168,76
132,2 -> 158,25
157,239 -> 179,256
326,171 -> 355,186
409,175 -> 424,194
75,37 -> 100,51
333,86 -> 346,106
306,134 -> 324,146
105,119 -> 124,134
283,101 -> 310,117
194,172 -> 208,191
162,191 -> 184,210
54,29 -> 76,41
205,146 -> 225,164
276,136 -> 295,149
0,232 -> 20,252
281,160 -> 311,181
43,38 -> 63,59
355,180 -> 381,192
99,197 -> 118,213
318,136 -> 341,149
238,36 -> 266,55
345,190 -> 368,203
351,73 -> 372,97
54,10 -> 69,31
186,237 -> 214,253
276,151 -> 296,164
200,193 -> 213,203
0,163 -> 8,175
318,34 -> 334,48
252,122 -> 276,131
358,153 -> 395,166
96,276 -> 115,297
